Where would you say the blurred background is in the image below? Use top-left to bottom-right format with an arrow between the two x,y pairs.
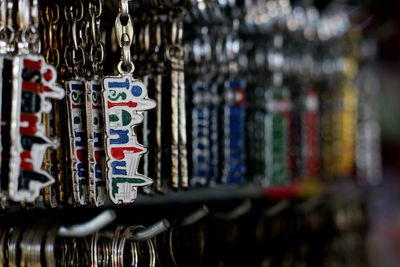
2,0 -> 400,266
360,1 -> 400,266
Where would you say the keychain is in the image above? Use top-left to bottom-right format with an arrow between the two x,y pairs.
265,79 -> 291,186
64,0 -> 89,206
152,19 -> 165,193
41,0 -> 64,207
167,8 -> 188,189
220,27 -> 246,185
103,0 -> 156,204
7,0 -> 64,202
301,87 -> 319,178
0,0 -> 9,199
85,0 -> 106,207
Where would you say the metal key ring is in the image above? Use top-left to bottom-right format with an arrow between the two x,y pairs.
102,237 -> 112,266
44,224 -> 59,267
0,225 -> 9,265
20,224 -> 36,266
130,241 -> 139,267
168,222 -> 178,267
111,225 -> 127,267
118,225 -> 142,267
7,226 -> 23,267
91,230 -> 110,267
123,225 -> 156,267
89,0 -> 103,19
141,237 -> 156,267
91,231 -> 100,267
30,224 -> 47,266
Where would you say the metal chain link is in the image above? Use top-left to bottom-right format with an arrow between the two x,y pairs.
64,0 -> 85,77
2,0 -> 15,54
0,0 -> 11,54
115,0 -> 134,74
42,2 -> 60,67
27,0 -> 40,54
166,8 -> 185,66
86,0 -> 104,77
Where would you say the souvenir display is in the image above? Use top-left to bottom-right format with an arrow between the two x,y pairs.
0,0 -> 383,266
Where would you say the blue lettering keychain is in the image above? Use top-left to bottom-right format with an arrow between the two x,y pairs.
102,0 -> 156,204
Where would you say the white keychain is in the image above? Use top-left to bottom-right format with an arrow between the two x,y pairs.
86,0 -> 106,207
8,0 -> 64,202
102,0 -> 155,204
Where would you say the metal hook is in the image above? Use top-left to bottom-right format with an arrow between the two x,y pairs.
57,210 -> 117,237
101,219 -> 170,242
115,15 -> 133,47
180,205 -> 209,226
214,200 -> 252,221
263,200 -> 290,217
129,219 -> 170,241
293,196 -> 321,213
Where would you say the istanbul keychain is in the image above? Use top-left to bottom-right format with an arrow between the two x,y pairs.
102,0 -> 156,204
7,0 -> 64,202
85,0 -> 106,206
64,0 -> 89,206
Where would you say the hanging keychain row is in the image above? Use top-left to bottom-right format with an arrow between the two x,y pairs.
0,0 -> 381,207
62,0 -> 156,205
0,0 -> 157,207
185,0 -> 372,188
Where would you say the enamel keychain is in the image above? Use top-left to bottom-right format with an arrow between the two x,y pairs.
85,0 -> 106,206
6,0 -> 64,202
103,0 -> 156,204
64,0 -> 89,206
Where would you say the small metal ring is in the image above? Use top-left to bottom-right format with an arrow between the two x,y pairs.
63,45 -> 74,69
91,231 -> 111,267
117,61 -> 135,75
130,242 -> 139,267
64,0 -> 84,22
166,45 -> 185,61
45,47 -> 61,68
141,238 -> 156,267
89,0 -> 103,18
72,46 -> 86,67
89,41 -> 105,66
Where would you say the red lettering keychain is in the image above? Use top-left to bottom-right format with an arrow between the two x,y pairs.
102,0 -> 156,204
